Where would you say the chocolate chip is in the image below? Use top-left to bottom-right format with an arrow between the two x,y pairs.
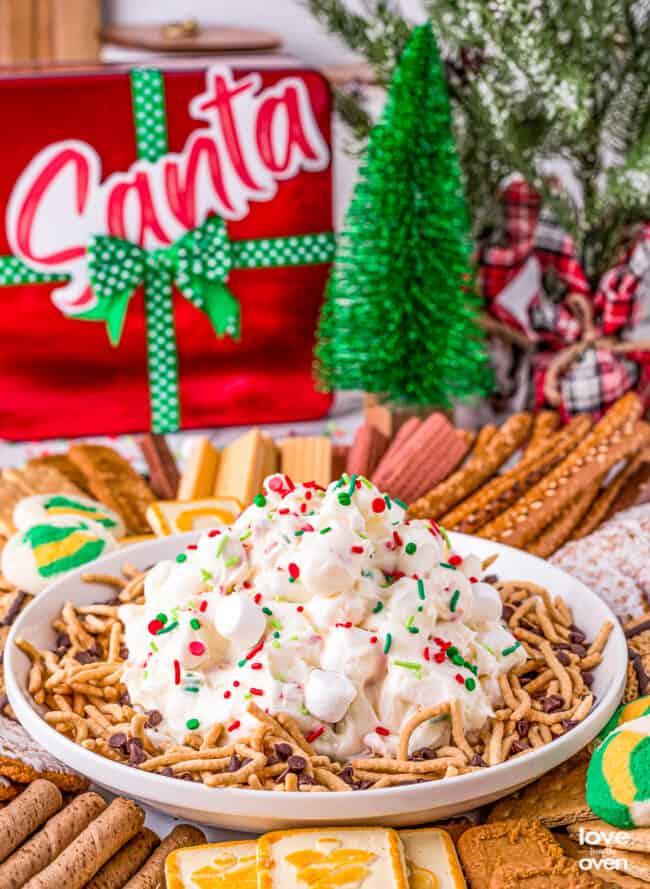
108,732 -> 127,749
128,736 -> 143,749
562,719 -> 579,732
265,755 -> 280,766
146,710 -> 162,728
413,747 -> 437,760
511,740 -> 529,753
274,743 -> 293,761
542,695 -> 564,713
570,643 -> 587,657
520,620 -> 539,635
582,671 -> 594,687
485,574 -> 498,584
501,605 -> 514,621
298,773 -> 315,786
106,596 -> 121,607
119,645 -> 129,660
227,754 -> 242,772
469,754 -> 487,767
287,755 -> 307,773
119,691 -> 131,706
516,719 -> 530,737
160,767 -> 174,777
556,650 -> 571,666
128,740 -> 146,765
570,630 -> 586,644
55,632 -> 71,650
339,766 -> 356,785
75,649 -> 99,665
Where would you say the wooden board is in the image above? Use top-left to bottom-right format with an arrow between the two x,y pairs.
101,24 -> 282,54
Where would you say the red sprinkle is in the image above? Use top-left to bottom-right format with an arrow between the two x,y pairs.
279,508 -> 290,515
351,545 -> 364,554
250,688 -> 264,696
148,619 -> 164,635
223,690 -> 231,699
187,544 -> 198,550
297,606 -> 304,613
375,726 -> 390,737
246,639 -> 265,660
199,600 -> 208,612
434,637 -> 445,647
254,593 -> 262,604
393,530 -> 403,547
208,529 -> 220,538
423,647 -> 431,661
307,726 -> 326,744
372,497 -> 386,514
370,636 -> 378,644
469,576 -> 478,583
189,641 -> 205,657
449,555 -> 463,565
251,662 -> 263,670
434,652 -> 445,664
335,621 -> 353,628
301,523 -> 314,532
300,503 -> 307,514
305,491 -> 312,500
288,562 -> 300,579
455,673 -> 465,684
233,681 -> 240,688
173,659 -> 181,685
228,720 -> 241,732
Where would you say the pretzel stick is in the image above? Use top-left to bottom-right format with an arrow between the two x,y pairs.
525,481 -> 601,558
571,452 -> 647,540
525,411 -> 561,458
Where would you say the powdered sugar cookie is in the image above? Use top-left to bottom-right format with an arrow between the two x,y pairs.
14,494 -> 125,537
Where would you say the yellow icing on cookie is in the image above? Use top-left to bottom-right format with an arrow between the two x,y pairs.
47,505 -> 112,522
285,847 -> 376,887
175,507 -> 241,532
602,730 -> 645,806
408,862 -> 438,889
620,699 -> 650,723
33,531 -> 97,568
188,854 -> 257,888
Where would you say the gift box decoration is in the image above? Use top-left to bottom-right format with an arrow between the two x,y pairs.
0,65 -> 335,439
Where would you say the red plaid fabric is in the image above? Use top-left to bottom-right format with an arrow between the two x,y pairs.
594,222 -> 650,337
479,178 -> 590,346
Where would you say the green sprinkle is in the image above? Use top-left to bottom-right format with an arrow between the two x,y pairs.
176,553 -> 187,563
394,659 -> 422,674
501,642 -> 522,657
238,658 -> 247,667
190,618 -> 201,630
254,494 -> 266,507
142,670 -> 148,679
186,717 -> 200,730
276,673 -> 287,682
262,607 -> 273,616
155,612 -> 168,625
360,477 -> 373,489
465,677 -> 476,691
301,705 -> 310,716
417,579 -> 425,600
272,641 -> 280,649
481,643 -> 497,656
347,474 -> 358,496
338,493 -> 351,506
405,542 -> 417,555
239,530 -> 252,541
155,621 -> 179,636
244,692 -> 252,700
384,494 -> 392,509
271,619 -> 283,630
215,535 -> 229,557
372,601 -> 384,614
320,526 -> 332,534
273,631 -> 280,639
384,633 -> 392,654
452,654 -> 464,666
185,687 -> 200,693
394,498 -> 408,509
289,634 -> 298,641
334,477 -> 345,489
408,626 -> 420,634
224,556 -> 240,567
440,561 -> 456,571
406,615 -> 414,628
417,606 -> 423,612
294,530 -> 305,536
450,589 -> 461,612
200,569 -> 213,581
447,646 -> 458,658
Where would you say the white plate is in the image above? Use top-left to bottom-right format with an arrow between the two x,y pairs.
6,532 -> 626,832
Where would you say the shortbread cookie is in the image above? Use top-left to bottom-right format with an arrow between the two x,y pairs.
0,714 -> 88,790
122,825 -> 205,889
67,444 -> 156,534
166,839 -> 257,889
457,820 -> 564,889
5,465 -> 83,497
178,438 -> 220,501
25,455 -> 92,496
488,754 -> 591,827
1,518 -> 117,595
399,828 -> 466,888
257,827 -> 408,889
146,497 -> 242,536
279,436 -> 332,489
138,434 -> 180,500
215,429 -> 266,505
14,494 -> 125,538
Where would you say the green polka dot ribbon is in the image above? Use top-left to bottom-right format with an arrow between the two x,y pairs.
0,67 -> 335,434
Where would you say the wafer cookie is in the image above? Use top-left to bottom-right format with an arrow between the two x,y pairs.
122,825 -> 205,889
525,481 -> 601,558
26,456 -> 92,495
373,413 -> 470,503
165,839 -> 257,889
67,445 -> 155,535
215,429 -> 266,505
262,434 -> 279,479
6,465 -> 84,497
398,828 -> 466,888
280,436 -> 332,488
347,424 -> 389,479
442,415 -> 591,533
480,408 -> 648,548
138,434 -> 179,500
178,437 -> 219,501
409,413 -> 532,520
0,780 -> 62,864
147,497 -> 241,536
371,416 -> 421,489
86,828 -> 159,889
525,411 -> 560,458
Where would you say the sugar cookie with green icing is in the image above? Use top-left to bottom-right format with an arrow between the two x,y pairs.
1,517 -> 117,594
586,714 -> 650,828
13,493 -> 125,538
599,696 -> 650,740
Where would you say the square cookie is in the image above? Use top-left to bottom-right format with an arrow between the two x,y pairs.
399,828 -> 467,888
165,840 -> 257,889
146,497 -> 242,536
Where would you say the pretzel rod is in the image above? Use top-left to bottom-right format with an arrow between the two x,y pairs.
472,424 -> 498,453
571,451 -> 647,540
441,415 -> 591,533
525,481 -> 601,558
409,413 -> 533,519
479,407 -> 647,548
525,411 -> 561,458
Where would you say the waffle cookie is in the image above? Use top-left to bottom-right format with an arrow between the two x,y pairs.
166,840 -> 257,889
146,497 -> 242,536
280,436 -> 332,488
179,438 -> 220,501
399,828 -> 467,888
257,828 -> 408,889
215,429 -> 266,506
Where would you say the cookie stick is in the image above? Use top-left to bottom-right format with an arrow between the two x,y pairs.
408,413 -> 532,520
138,434 -> 180,500
122,825 -> 205,889
481,416 -> 649,548
0,792 -> 106,888
526,482 -> 601,558
23,797 -> 144,889
524,411 -> 561,458
0,779 -> 62,863
85,828 -> 159,889
442,415 -> 591,532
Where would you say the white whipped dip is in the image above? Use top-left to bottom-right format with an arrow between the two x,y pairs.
120,474 -> 526,759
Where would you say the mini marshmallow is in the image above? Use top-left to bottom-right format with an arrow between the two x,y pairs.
471,582 -> 503,623
305,669 -> 357,724
213,593 -> 266,651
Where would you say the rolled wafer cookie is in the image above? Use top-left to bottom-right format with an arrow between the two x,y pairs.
138,434 -> 180,500
23,797 -> 144,889
122,825 -> 205,889
442,415 -> 591,533
525,410 -> 560,458
0,791 -> 106,888
525,481 -> 601,558
371,416 -> 421,489
85,828 -> 160,889
408,413 -> 533,520
479,400 -> 647,548
347,424 -> 389,479
373,413 -> 470,503
0,779 -> 62,864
